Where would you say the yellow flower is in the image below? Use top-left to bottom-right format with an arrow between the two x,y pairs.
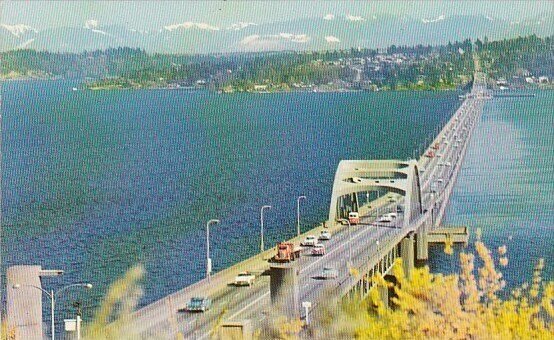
444,236 -> 454,255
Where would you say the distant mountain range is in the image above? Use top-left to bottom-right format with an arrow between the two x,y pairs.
1,14 -> 552,54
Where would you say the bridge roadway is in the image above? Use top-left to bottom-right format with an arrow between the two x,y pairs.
118,75 -> 487,339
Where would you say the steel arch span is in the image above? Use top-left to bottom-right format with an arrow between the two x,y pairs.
328,159 -> 423,229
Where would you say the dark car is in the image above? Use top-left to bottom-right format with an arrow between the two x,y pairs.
186,297 -> 211,312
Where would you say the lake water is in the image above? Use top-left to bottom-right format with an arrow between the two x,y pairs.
429,90 -> 554,289
2,81 -> 552,324
2,80 -> 456,320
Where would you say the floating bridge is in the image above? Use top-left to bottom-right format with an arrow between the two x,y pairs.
6,70 -> 488,339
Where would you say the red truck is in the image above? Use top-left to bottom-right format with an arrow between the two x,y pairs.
273,242 -> 302,262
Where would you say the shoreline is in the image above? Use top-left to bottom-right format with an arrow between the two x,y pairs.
3,76 -> 552,93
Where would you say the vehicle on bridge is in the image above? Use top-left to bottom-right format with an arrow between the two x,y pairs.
373,213 -> 397,226
319,230 -> 331,241
185,297 -> 211,312
273,242 -> 302,262
234,272 -> 256,286
348,212 -> 360,225
311,243 -> 326,256
301,235 -> 318,246
320,267 -> 338,279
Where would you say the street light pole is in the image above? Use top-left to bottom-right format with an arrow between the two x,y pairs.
296,196 -> 306,237
206,219 -> 220,281
50,289 -> 55,340
390,199 -> 398,228
377,191 -> 381,216
260,205 -> 272,252
12,283 -> 92,340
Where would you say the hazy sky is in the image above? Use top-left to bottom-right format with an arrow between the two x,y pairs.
2,1 -> 552,30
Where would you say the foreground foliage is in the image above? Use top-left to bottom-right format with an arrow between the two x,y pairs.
85,265 -> 144,339
309,236 -> 553,339
81,234 -> 552,339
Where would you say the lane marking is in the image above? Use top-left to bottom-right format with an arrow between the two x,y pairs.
228,291 -> 270,320
197,291 -> 270,339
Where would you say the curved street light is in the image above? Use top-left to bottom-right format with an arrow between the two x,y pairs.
296,196 -> 306,237
12,283 -> 93,340
206,219 -> 220,281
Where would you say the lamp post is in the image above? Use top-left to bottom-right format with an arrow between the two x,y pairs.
430,190 -> 435,225
338,218 -> 352,268
12,283 -> 92,340
376,191 -> 381,216
72,301 -> 83,340
388,198 -> 398,228
206,219 -> 220,281
296,196 -> 306,237
302,301 -> 312,325
260,205 -> 272,252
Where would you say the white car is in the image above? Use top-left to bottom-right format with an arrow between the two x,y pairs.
375,214 -> 394,224
234,272 -> 255,286
311,243 -> 326,256
301,235 -> 318,247
319,230 -> 331,241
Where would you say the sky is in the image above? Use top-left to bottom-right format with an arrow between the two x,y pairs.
2,1 -> 552,30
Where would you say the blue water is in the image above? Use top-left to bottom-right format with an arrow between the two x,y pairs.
2,80 -> 458,321
429,91 -> 554,289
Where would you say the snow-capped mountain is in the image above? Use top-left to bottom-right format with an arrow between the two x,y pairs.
0,24 -> 39,50
1,14 -> 552,54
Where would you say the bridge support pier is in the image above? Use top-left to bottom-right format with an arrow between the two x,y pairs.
401,234 -> 415,279
416,222 -> 429,261
269,264 -> 300,320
